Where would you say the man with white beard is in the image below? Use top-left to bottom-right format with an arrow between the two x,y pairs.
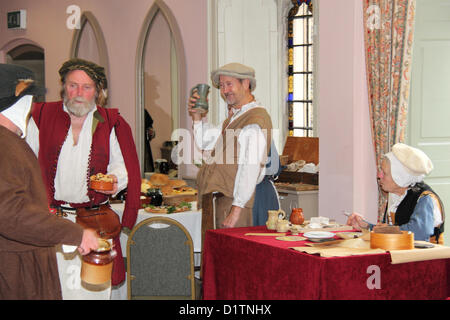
26,58 -> 141,299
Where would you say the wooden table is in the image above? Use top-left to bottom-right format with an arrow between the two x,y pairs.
202,226 -> 450,300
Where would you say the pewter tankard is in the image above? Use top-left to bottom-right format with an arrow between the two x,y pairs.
190,83 -> 210,113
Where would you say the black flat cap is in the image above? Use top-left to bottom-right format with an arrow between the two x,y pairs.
0,63 -> 46,113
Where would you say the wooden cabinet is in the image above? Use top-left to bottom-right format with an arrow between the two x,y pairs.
277,136 -> 319,221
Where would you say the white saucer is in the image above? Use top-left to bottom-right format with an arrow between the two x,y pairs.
303,231 -> 335,240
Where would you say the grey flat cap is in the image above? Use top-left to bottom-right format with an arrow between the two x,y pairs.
211,62 -> 256,91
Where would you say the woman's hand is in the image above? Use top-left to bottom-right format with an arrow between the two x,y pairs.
346,212 -> 369,230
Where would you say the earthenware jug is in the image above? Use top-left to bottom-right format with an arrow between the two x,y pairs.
266,209 -> 286,230
290,207 -> 304,225
276,219 -> 291,233
81,239 -> 117,285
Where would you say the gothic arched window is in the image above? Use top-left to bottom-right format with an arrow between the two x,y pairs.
288,0 -> 314,137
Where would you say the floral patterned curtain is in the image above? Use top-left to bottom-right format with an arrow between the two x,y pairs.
363,0 -> 416,221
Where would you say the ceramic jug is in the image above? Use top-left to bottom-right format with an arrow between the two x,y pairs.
276,219 -> 291,233
155,159 -> 169,174
81,239 -> 117,285
266,209 -> 286,230
290,207 -> 304,225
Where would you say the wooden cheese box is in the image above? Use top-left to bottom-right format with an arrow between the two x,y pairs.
139,193 -> 197,208
163,193 -> 197,206
278,137 -> 319,186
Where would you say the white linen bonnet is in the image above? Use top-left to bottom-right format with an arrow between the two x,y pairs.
384,143 -> 433,188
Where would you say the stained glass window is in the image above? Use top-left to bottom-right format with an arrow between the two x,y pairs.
288,0 -> 314,137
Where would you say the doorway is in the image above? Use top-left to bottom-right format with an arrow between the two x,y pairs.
6,44 -> 45,102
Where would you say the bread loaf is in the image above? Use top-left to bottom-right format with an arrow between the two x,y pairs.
150,173 -> 169,186
167,179 -> 187,188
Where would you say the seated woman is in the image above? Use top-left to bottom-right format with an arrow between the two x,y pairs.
347,143 -> 445,242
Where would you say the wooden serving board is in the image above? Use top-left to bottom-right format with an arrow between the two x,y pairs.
305,239 -> 347,247
143,205 -> 191,214
163,193 -> 197,206
277,171 -> 319,185
275,182 -> 319,191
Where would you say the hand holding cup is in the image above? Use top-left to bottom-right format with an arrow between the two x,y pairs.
188,84 -> 210,121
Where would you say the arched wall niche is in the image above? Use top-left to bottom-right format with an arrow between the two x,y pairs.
136,0 -> 187,176
69,11 -> 110,104
0,38 -> 43,63
0,38 -> 46,102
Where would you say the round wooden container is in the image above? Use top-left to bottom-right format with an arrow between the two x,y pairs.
370,231 -> 414,250
90,179 -> 113,191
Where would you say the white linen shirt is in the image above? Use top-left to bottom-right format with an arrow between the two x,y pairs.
26,105 -> 128,203
193,101 -> 268,208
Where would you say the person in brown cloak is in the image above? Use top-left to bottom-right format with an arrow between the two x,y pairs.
0,63 -> 99,300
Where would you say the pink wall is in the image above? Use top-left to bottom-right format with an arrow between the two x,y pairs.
0,0 -> 208,137
317,0 -> 378,224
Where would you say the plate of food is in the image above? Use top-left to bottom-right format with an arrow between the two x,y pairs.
143,202 -> 192,214
303,231 -> 335,240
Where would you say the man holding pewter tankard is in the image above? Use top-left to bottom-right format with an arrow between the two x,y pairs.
188,62 -> 273,229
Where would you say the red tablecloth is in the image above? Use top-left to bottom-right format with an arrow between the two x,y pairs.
202,226 -> 450,300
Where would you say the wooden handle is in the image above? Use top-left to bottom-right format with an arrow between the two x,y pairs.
305,239 -> 346,247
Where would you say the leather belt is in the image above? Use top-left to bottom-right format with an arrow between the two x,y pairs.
52,202 -> 108,217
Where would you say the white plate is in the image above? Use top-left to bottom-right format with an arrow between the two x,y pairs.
303,231 -> 335,240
